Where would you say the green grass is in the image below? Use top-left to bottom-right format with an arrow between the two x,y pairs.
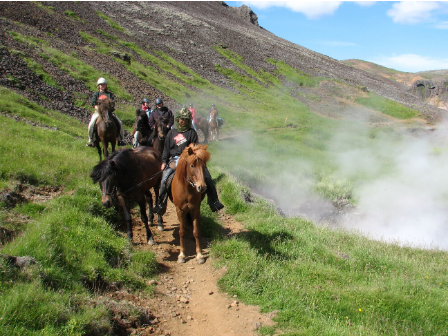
95,11 -> 125,32
355,93 -> 421,119
210,172 -> 448,335
0,90 -> 157,334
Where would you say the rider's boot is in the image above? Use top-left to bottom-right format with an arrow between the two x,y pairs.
204,167 -> 224,212
153,167 -> 174,215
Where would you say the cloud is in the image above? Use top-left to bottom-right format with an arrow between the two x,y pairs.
370,54 -> 448,72
354,1 -> 376,7
387,1 -> 441,24
242,1 -> 342,19
319,41 -> 357,47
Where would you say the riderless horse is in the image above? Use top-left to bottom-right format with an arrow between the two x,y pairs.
90,147 -> 163,244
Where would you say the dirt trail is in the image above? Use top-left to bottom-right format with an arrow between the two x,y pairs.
132,200 -> 275,336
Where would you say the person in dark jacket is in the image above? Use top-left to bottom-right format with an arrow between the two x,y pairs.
87,77 -> 125,147
148,97 -> 174,130
153,107 -> 224,215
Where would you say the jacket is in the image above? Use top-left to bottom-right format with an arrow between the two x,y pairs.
162,128 -> 198,165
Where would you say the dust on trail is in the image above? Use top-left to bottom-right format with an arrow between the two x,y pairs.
131,200 -> 275,336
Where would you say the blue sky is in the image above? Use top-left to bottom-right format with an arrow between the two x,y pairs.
228,1 -> 448,73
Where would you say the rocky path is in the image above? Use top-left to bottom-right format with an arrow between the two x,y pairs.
131,200 -> 275,336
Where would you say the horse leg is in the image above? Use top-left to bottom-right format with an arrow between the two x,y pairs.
139,198 -> 155,245
96,143 -> 102,161
176,208 -> 186,263
118,196 -> 133,242
192,208 -> 205,264
103,140 -> 109,158
145,192 -> 154,226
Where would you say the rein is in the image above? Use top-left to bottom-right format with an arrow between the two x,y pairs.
103,170 -> 163,198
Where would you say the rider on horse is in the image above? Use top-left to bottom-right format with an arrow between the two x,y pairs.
188,103 -> 197,131
148,97 -> 174,130
152,107 -> 224,214
87,77 -> 125,147
133,98 -> 152,148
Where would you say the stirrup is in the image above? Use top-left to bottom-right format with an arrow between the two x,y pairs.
209,200 -> 224,212
153,203 -> 164,215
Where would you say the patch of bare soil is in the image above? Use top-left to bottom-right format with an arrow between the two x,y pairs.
129,201 -> 275,336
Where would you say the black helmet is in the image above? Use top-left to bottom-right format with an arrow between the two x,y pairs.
142,98 -> 150,104
155,97 -> 163,105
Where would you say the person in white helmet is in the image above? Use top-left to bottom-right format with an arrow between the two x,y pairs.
86,77 -> 125,147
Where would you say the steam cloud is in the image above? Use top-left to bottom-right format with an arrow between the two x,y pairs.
224,117 -> 448,251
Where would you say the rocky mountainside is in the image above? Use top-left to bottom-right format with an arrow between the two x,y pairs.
0,1 -> 445,124
343,59 -> 448,110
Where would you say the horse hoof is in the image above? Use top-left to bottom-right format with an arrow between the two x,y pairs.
178,257 -> 185,263
196,258 -> 205,265
157,225 -> 164,231
147,237 -> 156,245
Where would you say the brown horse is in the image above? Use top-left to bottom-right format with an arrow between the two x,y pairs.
95,97 -> 117,161
152,116 -> 170,155
195,116 -> 209,144
90,146 -> 162,244
208,108 -> 219,142
133,110 -> 152,148
170,144 -> 210,264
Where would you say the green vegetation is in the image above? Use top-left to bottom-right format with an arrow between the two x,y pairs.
0,90 -> 158,334
210,171 -> 448,335
355,93 -> 421,119
64,10 -> 83,22
95,11 -> 125,32
2,14 -> 447,335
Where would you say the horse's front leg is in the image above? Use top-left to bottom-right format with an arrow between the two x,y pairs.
145,192 -> 154,226
118,196 -> 133,242
176,207 -> 187,263
103,140 -> 109,158
192,207 -> 205,264
139,198 -> 155,245
96,143 -> 102,161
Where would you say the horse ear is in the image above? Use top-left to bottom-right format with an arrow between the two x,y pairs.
188,146 -> 194,155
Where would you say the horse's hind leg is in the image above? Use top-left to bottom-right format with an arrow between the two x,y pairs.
139,199 -> 155,245
153,182 -> 164,231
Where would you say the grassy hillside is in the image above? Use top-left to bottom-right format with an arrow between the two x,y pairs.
1,3 -> 448,335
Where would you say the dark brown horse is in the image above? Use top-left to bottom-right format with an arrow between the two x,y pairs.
90,146 -> 162,244
170,144 -> 210,264
208,108 -> 219,142
95,97 -> 117,161
152,116 -> 170,155
195,116 -> 208,144
132,110 -> 152,148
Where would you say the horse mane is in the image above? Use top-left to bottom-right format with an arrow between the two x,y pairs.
90,149 -> 135,184
176,144 -> 210,182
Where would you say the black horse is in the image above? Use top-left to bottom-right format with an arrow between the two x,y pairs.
90,147 -> 163,244
133,110 -> 152,148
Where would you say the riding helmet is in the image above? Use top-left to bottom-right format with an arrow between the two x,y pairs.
142,98 -> 150,104
155,97 -> 163,105
97,77 -> 107,85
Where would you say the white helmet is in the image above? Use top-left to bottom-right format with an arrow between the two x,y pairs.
97,77 -> 107,85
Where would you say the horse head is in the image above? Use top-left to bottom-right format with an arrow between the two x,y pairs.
90,153 -> 123,208
156,117 -> 170,141
177,144 -> 210,194
97,97 -> 113,124
136,112 -> 149,133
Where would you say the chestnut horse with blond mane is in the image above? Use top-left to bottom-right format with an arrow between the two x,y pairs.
170,143 -> 210,264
